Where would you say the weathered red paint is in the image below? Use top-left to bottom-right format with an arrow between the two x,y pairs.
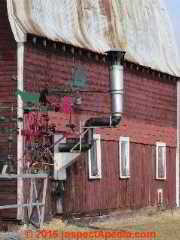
0,180 -> 17,219
0,1 -> 17,144
0,0 -> 177,217
24,42 -> 177,128
63,142 -> 176,214
0,1 -> 17,220
24,40 -> 177,214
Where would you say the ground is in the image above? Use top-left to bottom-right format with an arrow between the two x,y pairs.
1,207 -> 180,239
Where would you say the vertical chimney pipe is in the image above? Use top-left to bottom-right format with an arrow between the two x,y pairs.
85,48 -> 126,128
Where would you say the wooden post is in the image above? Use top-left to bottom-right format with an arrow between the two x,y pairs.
17,42 -> 24,220
33,180 -> 41,225
40,176 -> 48,228
28,178 -> 33,219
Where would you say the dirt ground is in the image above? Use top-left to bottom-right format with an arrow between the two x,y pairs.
1,207 -> 180,239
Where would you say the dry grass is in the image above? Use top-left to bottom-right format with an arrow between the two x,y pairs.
1,208 -> 180,239
90,208 -> 180,240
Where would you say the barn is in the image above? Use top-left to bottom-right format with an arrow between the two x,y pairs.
0,0 -> 180,222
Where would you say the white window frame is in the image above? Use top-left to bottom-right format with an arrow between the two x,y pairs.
88,134 -> 102,179
119,137 -> 130,179
156,142 -> 166,180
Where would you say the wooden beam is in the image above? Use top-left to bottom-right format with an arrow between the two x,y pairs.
40,177 -> 48,228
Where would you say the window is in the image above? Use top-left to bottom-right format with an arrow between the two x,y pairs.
88,134 -> 101,179
156,142 -> 166,180
119,137 -> 130,178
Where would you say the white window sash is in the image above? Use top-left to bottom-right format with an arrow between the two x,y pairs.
88,134 -> 101,179
119,137 -> 130,179
156,142 -> 166,180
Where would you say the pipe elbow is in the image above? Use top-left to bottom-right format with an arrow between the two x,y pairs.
84,115 -> 122,128
111,116 -> 121,127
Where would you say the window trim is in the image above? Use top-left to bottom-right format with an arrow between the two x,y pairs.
88,134 -> 102,179
156,142 -> 166,180
119,136 -> 130,179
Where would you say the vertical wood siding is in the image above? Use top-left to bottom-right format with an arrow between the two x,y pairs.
0,0 -> 17,167
0,1 -> 17,220
63,141 -> 176,214
24,41 -> 177,215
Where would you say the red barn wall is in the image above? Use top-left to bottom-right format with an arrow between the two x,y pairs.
0,0 -> 17,166
124,68 -> 177,128
0,179 -> 17,220
0,1 -> 17,220
24,38 -> 177,213
24,40 -> 177,129
63,143 -> 176,214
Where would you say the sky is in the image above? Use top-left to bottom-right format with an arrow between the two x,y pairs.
165,0 -> 180,53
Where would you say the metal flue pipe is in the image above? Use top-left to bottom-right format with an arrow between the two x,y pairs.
85,48 -> 126,128
109,49 -> 125,121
